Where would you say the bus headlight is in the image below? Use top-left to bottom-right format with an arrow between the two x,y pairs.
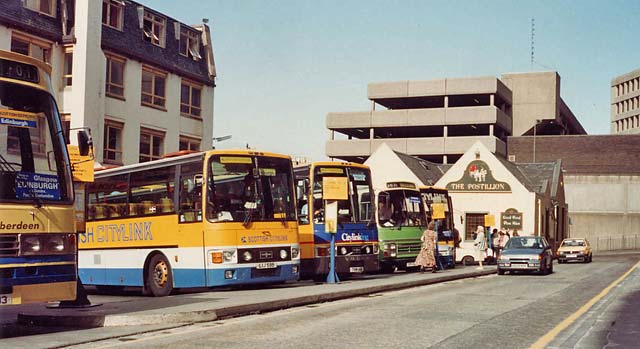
22,236 -> 41,253
364,245 -> 372,254
291,247 -> 300,259
280,249 -> 288,260
222,250 -> 236,263
340,247 -> 348,255
242,251 -> 253,262
49,236 -> 65,252
20,234 -> 76,255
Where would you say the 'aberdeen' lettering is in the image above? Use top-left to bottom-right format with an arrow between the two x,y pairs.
0,221 -> 41,230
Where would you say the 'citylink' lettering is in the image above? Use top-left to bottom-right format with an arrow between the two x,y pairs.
80,222 -> 153,244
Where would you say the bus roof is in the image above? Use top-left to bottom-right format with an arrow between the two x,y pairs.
293,161 -> 369,169
94,149 -> 291,178
419,186 -> 449,193
0,49 -> 53,93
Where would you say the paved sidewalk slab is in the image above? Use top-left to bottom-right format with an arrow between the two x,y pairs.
13,266 -> 495,329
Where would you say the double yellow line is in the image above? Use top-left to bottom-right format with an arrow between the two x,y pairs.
530,259 -> 640,349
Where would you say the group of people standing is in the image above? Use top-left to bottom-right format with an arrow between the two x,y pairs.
413,222 -> 513,272
473,226 -> 512,269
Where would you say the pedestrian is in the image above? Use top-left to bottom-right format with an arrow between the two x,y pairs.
415,221 -> 437,272
495,230 -> 508,258
473,225 -> 487,269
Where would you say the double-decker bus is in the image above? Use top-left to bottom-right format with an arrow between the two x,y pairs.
79,150 -> 300,296
294,162 -> 378,279
375,182 -> 426,273
0,50 -> 89,305
420,186 -> 456,268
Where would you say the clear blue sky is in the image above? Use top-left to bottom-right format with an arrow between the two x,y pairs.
143,0 -> 640,161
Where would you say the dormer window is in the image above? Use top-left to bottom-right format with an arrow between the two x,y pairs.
143,11 -> 165,47
102,0 -> 124,30
179,27 -> 201,60
23,0 -> 56,17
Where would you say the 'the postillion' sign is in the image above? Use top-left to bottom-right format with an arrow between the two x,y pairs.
446,160 -> 511,193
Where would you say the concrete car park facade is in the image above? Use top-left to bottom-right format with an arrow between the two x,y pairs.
327,71 -> 585,164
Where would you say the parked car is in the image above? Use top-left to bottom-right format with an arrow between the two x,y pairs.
497,236 -> 553,275
557,238 -> 592,263
456,240 -> 485,266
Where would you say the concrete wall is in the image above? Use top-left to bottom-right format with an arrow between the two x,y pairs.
501,71 -> 559,136
565,175 -> 640,251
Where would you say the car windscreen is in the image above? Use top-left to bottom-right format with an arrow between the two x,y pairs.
504,237 -> 543,249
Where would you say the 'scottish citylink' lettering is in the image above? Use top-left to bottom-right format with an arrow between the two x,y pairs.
80,222 -> 153,244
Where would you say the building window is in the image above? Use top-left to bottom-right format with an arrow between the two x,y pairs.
103,120 -> 124,164
143,11 -> 165,47
464,213 -> 487,240
179,136 -> 201,151
7,114 -> 46,155
63,48 -> 73,86
180,27 -> 201,60
102,0 -> 124,30
141,67 -> 166,108
180,80 -> 202,118
105,54 -> 125,98
140,128 -> 164,162
23,0 -> 55,17
10,35 -> 51,63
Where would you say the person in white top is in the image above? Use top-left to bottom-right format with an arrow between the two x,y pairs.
474,225 -> 487,270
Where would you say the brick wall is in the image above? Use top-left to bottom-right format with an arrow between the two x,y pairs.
508,135 -> 640,175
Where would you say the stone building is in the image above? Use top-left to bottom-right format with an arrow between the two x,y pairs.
326,72 -> 585,164
0,0 -> 216,165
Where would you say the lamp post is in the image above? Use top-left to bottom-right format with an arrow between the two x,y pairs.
212,135 -> 232,149
532,119 -> 541,163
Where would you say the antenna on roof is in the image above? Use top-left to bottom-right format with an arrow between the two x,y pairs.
530,18 -> 535,71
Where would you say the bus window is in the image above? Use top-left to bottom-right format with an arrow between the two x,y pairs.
350,168 -> 373,223
129,166 -> 175,217
296,178 -> 309,225
87,174 -> 128,220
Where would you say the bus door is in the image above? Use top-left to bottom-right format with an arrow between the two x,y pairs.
177,161 -> 207,287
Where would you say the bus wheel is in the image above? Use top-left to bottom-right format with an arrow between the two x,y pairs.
146,254 -> 173,297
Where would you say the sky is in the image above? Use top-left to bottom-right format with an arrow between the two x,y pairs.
142,0 -> 640,161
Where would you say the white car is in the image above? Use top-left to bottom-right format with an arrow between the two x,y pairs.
455,240 -> 485,266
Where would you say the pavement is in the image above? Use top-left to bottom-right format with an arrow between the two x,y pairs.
3,265 -> 496,331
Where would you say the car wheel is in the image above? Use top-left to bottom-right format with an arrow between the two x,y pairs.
548,260 -> 553,274
462,256 -> 475,266
498,268 -> 505,275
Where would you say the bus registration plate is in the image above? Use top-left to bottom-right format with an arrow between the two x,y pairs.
406,262 -> 417,267
256,262 -> 277,270
0,294 -> 12,305
349,267 -> 364,273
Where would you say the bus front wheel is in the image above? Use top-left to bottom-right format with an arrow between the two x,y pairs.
146,254 -> 174,297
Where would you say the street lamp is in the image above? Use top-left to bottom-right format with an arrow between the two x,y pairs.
532,119 -> 542,163
212,135 -> 232,149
